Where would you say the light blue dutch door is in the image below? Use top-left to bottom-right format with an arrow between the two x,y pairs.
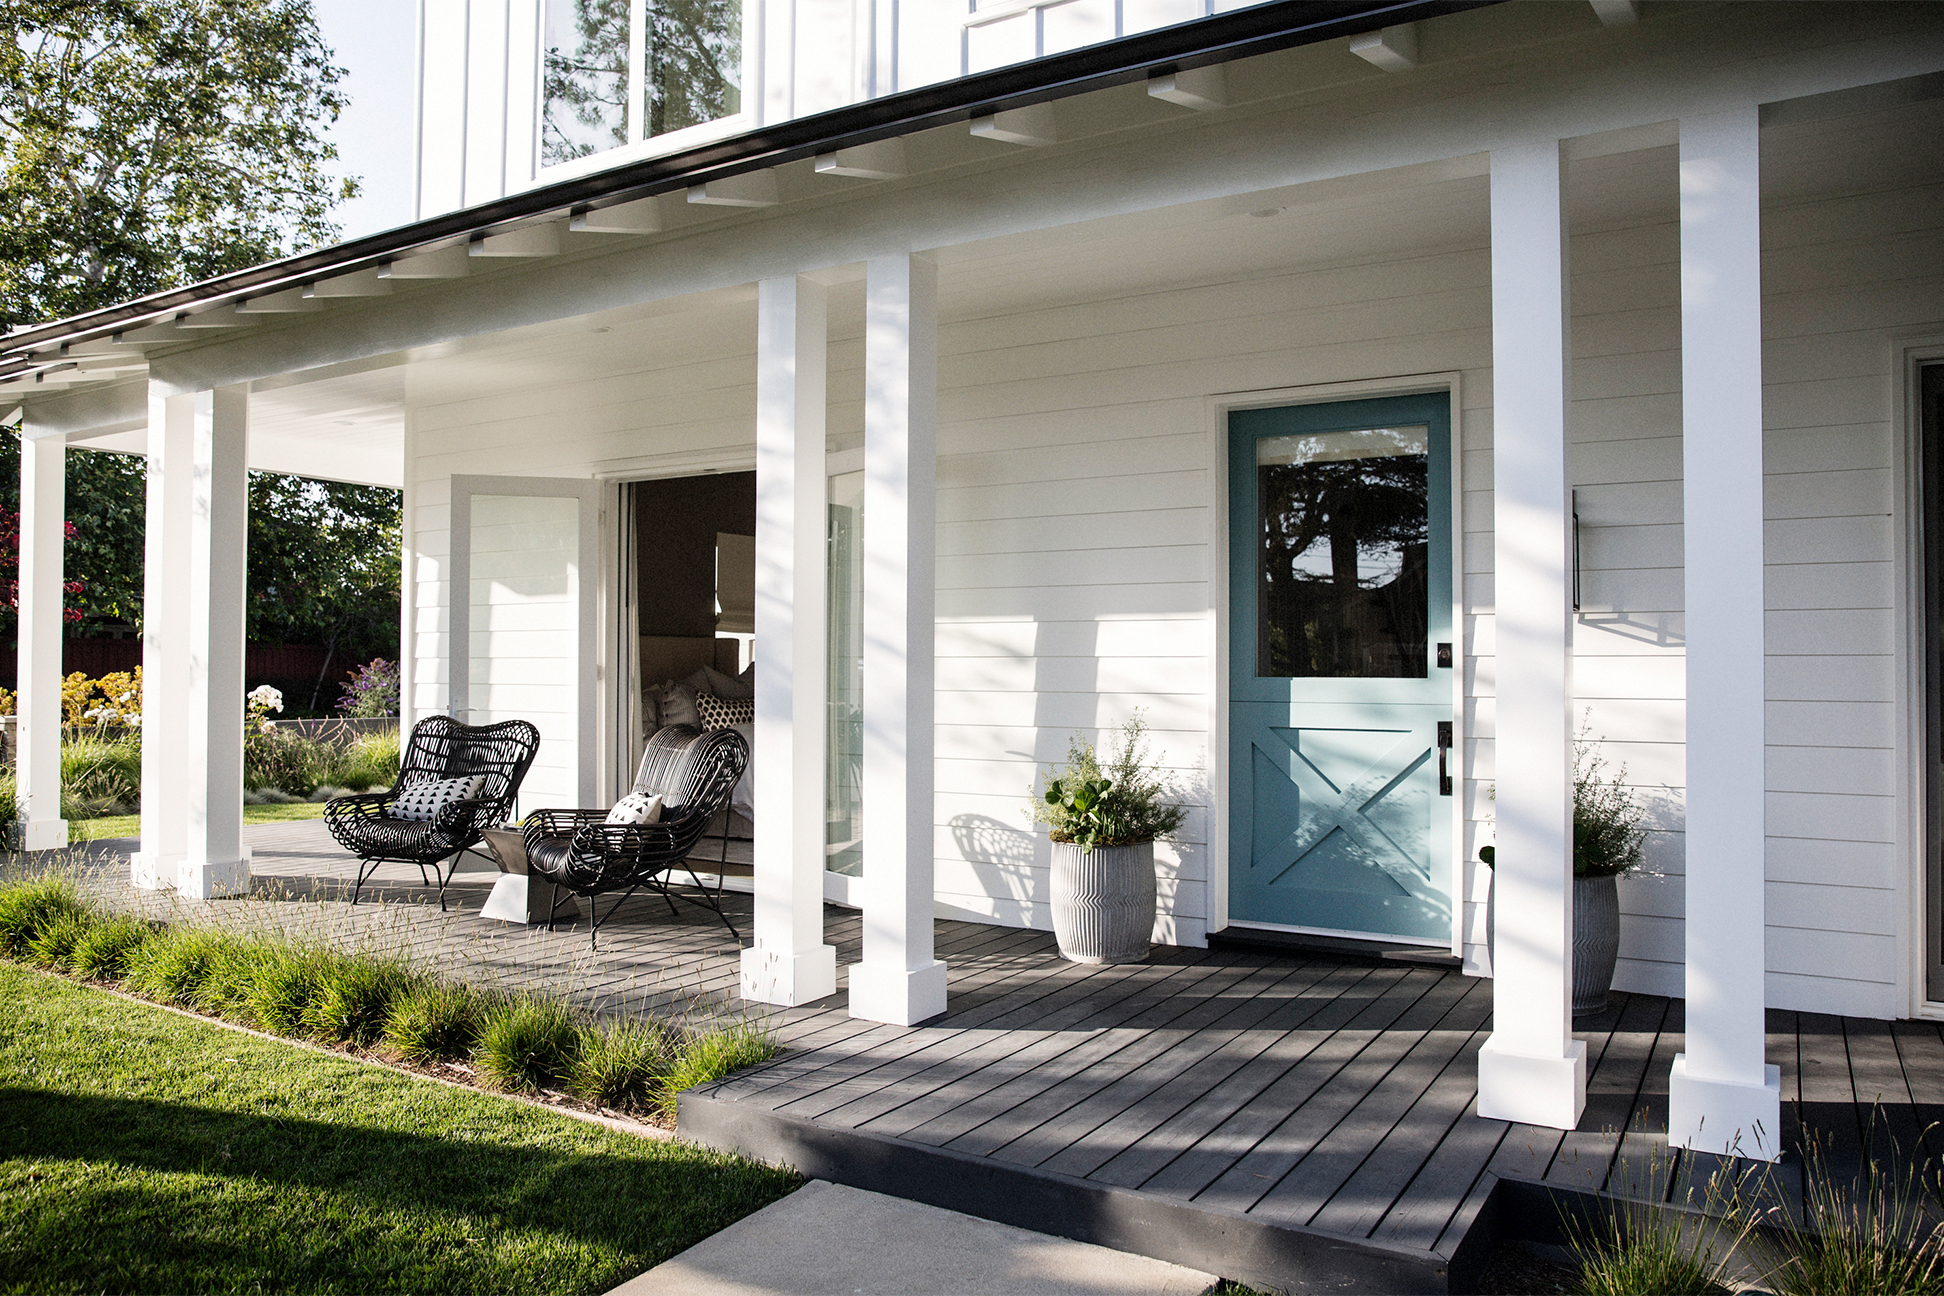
1228,393 -> 1454,944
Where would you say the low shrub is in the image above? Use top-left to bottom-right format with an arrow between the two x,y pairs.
572,1019 -> 673,1110
384,980 -> 485,1064
0,877 -> 93,957
306,954 -> 415,1046
69,913 -> 154,979
659,1020 -> 782,1118
476,994 -> 581,1092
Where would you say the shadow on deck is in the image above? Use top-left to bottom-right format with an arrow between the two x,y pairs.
47,818 -> 1944,1293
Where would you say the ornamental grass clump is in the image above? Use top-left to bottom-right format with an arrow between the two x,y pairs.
59,733 -> 142,819
324,726 -> 401,793
1766,1124 -> 1944,1296
572,1018 -> 674,1109
476,994 -> 582,1092
125,925 -> 242,1006
660,1020 -> 783,1118
384,980 -> 486,1064
1031,713 -> 1187,853
68,913 -> 152,979
26,910 -> 91,970
0,877 -> 93,957
306,953 -> 416,1046
241,943 -> 331,1035
1566,1143 -> 1758,1296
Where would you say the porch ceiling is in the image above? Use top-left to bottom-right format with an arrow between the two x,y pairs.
237,85 -> 1944,463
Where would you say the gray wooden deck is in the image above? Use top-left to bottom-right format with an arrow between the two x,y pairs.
53,819 -> 1944,1292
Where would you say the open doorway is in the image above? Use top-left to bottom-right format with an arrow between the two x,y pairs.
624,471 -> 756,868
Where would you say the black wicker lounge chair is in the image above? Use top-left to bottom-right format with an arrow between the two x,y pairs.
324,715 -> 542,910
522,725 -> 749,947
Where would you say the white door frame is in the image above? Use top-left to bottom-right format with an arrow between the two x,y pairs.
449,474 -> 605,809
1204,371 -> 1467,954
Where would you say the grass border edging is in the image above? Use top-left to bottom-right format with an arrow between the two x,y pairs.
23,962 -> 679,1143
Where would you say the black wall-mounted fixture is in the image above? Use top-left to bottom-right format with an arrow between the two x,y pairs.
1572,489 -> 1583,613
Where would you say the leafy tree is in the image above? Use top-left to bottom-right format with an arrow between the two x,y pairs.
0,0 -> 353,329
0,1 -> 397,698
0,428 -> 142,636
247,472 -> 400,705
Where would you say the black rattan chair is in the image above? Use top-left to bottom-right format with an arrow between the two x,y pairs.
324,715 -> 542,910
521,725 -> 749,947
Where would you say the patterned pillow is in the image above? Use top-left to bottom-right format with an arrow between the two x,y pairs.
392,774 -> 486,823
695,691 -> 754,731
606,792 -> 664,826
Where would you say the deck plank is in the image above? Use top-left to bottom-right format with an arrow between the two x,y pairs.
1193,970 -> 1474,1216
959,960 -> 1332,1163
1546,992 -> 1669,1193
1038,959 -> 1364,1181
1083,962 -> 1387,1191
1257,977 -> 1493,1231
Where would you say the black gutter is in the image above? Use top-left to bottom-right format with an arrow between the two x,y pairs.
1,0 -> 1499,366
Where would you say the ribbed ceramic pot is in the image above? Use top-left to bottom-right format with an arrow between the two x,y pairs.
1051,840 -> 1156,964
1572,873 -> 1621,1017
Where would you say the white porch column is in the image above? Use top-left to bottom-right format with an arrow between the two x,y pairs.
179,386 -> 250,900
15,432 -> 68,851
850,252 -> 948,1026
741,273 -> 840,1006
1668,106 -> 1781,1160
1477,139 -> 1587,1131
132,388 -> 193,889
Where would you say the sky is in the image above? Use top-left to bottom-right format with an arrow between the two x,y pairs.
312,0 -> 421,242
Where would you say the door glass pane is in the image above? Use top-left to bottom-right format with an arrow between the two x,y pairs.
542,0 -> 629,165
646,0 -> 742,137
1256,426 -> 1429,679
470,495 -> 580,810
826,471 -> 864,877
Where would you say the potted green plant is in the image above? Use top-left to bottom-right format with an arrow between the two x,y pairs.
1479,727 -> 1648,1015
1031,714 -> 1187,964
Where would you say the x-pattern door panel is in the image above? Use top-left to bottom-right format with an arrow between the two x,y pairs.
1234,709 -> 1447,939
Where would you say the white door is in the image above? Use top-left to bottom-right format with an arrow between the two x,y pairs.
449,476 -> 603,814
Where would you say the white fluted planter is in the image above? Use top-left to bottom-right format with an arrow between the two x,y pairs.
1051,840 -> 1156,964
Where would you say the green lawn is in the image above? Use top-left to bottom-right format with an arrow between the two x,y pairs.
0,963 -> 797,1294
70,801 -> 329,842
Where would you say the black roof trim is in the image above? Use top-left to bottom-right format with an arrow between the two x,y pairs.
1,0 -> 1498,363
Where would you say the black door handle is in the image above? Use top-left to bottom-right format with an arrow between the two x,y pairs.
1437,721 -> 1453,797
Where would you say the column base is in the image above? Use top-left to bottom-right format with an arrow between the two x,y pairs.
130,851 -> 181,891
1477,1034 -> 1587,1129
849,959 -> 949,1025
740,942 -> 839,1007
1668,1055 -> 1782,1161
177,850 -> 250,900
19,817 -> 68,852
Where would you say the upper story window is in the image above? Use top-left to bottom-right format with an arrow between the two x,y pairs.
541,0 -> 742,166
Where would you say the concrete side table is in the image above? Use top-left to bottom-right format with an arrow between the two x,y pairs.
477,828 -> 578,925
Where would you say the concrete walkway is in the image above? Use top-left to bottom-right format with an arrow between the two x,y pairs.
609,1180 -> 1221,1296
